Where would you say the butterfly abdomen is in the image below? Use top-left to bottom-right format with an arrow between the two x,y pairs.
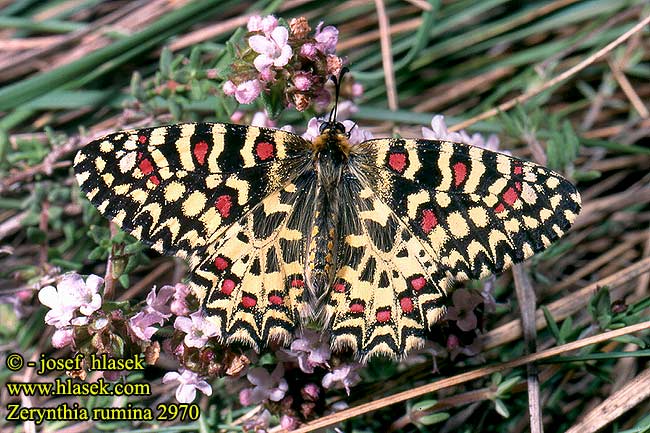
304,128 -> 350,320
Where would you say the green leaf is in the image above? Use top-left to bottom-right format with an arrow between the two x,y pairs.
496,376 -> 520,395
418,412 -> 450,426
260,83 -> 285,119
494,399 -> 510,418
542,306 -> 564,344
26,227 -> 46,243
613,335 -> 647,348
589,286 -> 612,329
573,169 -> 601,182
412,400 -> 438,412
559,316 -> 574,342
118,273 -> 130,288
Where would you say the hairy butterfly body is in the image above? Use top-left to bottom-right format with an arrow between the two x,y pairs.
74,120 -> 580,361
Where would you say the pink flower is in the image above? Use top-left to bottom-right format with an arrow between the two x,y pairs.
129,310 -> 164,341
239,365 -> 288,405
38,273 -> 103,327
301,383 -> 320,401
351,82 -> 364,97
259,67 -> 275,82
251,111 -> 275,127
445,288 -> 483,332
314,22 -> 339,54
247,15 -> 278,34
422,114 -> 465,143
299,43 -> 317,60
230,110 -> 245,123
243,409 -> 272,432
335,101 -> 359,120
128,285 -> 175,341
293,71 -> 313,91
223,80 -> 236,96
234,79 -> 262,104
278,329 -> 330,373
281,414 -> 300,430
174,311 -> 220,347
170,283 -> 191,316
322,363 -> 361,395
144,285 -> 174,319
346,120 -> 373,144
249,26 -> 292,72
423,115 -> 504,153
163,369 -> 212,403
51,328 -> 74,348
0,289 -> 33,319
301,117 -> 321,141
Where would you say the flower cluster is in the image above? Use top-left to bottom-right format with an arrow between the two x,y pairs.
38,273 -> 103,348
423,114 -> 505,153
237,329 -> 361,429
223,15 -> 350,111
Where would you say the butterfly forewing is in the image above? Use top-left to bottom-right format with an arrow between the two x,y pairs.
73,123 -> 311,267
358,138 -> 581,282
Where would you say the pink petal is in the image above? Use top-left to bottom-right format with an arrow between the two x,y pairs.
273,45 -> 292,67
270,26 -> 288,47
176,384 -> 197,403
174,316 -> 193,333
254,54 -> 273,73
195,380 -> 213,396
249,34 -> 274,54
223,80 -> 236,95
247,15 -> 263,32
162,371 -> 181,383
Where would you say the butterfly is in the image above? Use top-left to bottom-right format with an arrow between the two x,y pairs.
73,116 -> 580,361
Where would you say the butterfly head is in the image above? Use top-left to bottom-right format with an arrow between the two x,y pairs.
310,68 -> 352,161
311,120 -> 351,162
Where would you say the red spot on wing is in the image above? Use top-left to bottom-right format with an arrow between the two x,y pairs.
515,181 -> 522,191
350,303 -> 364,313
453,162 -> 467,186
376,309 -> 391,323
388,152 -> 407,173
214,256 -> 229,271
334,282 -> 346,292
495,203 -> 505,213
502,187 -> 518,206
400,297 -> 414,313
421,209 -> 438,234
138,135 -> 147,144
241,295 -> 257,308
514,164 -> 523,175
149,175 -> 160,185
139,158 -> 154,175
290,278 -> 304,288
268,295 -> 283,305
193,140 -> 208,165
215,195 -> 232,218
221,279 -> 235,295
410,276 -> 426,291
256,141 -> 275,160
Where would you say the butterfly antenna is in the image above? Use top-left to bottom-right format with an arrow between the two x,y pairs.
329,67 -> 349,123
347,121 -> 358,138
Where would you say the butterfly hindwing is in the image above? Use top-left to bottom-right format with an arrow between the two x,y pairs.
73,122 -> 311,267
356,138 -> 581,282
326,175 -> 447,360
190,170 -> 318,348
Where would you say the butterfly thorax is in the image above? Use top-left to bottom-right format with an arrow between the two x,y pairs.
304,122 -> 351,320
